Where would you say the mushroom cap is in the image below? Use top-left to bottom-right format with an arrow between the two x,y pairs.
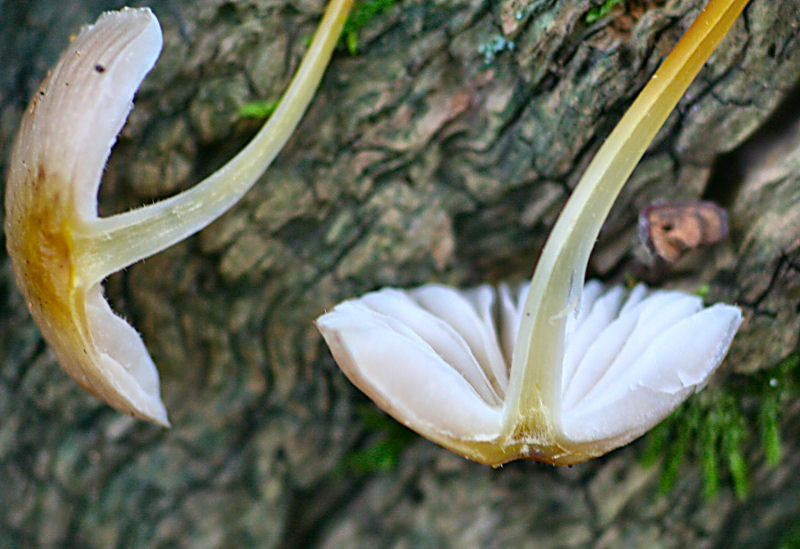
316,281 -> 742,465
4,8 -> 168,425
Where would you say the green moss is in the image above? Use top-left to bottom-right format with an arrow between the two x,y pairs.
238,100 -> 278,119
343,406 -> 416,475
720,392 -> 749,500
586,0 -> 626,23
342,0 -> 398,55
759,391 -> 782,466
778,521 -> 800,549
657,404 -> 698,493
642,351 -> 799,501
699,407 -> 720,500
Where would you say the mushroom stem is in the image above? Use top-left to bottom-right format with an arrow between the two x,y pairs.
74,0 -> 353,285
503,0 -> 750,439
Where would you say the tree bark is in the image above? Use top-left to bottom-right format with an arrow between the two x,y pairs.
1,0 -> 799,547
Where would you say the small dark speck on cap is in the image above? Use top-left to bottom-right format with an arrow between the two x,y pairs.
94,64 -> 106,73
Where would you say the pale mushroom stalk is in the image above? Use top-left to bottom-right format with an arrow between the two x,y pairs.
503,0 -> 751,458
317,0 -> 748,466
75,0 -> 353,284
5,0 -> 353,425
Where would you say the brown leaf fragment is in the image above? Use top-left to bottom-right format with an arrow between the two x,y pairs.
638,200 -> 730,262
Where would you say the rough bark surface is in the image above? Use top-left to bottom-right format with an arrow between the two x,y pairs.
1,0 -> 799,547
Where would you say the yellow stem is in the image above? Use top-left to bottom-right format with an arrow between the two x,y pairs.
503,0 -> 751,439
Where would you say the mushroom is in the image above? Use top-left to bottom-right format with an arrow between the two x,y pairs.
4,0 -> 354,425
316,0 -> 749,465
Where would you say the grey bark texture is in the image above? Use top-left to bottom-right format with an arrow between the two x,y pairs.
1,0 -> 799,547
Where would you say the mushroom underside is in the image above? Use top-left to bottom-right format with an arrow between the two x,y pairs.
316,281 -> 741,450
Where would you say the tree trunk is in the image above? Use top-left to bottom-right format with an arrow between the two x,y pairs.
1,0 -> 799,547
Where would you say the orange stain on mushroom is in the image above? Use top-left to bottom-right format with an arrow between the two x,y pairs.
5,165 -> 104,396
7,166 -> 75,327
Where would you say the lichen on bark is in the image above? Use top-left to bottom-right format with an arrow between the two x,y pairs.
1,0 -> 800,547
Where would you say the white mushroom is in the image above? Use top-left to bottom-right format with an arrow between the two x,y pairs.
317,0 -> 749,465
318,282 -> 740,464
4,1 -> 354,425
